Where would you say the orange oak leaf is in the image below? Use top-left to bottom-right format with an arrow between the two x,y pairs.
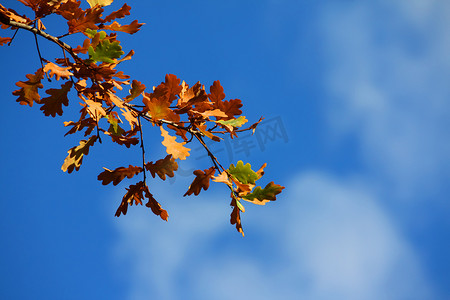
98,165 -> 143,186
160,126 -> 190,160
214,99 -> 243,120
143,93 -> 173,121
0,37 -> 11,45
61,135 -> 97,173
40,81 -> 72,117
84,99 -> 106,120
67,6 -> 103,33
120,107 -> 138,129
126,79 -> 146,101
55,0 -> 83,22
12,69 -> 44,107
73,38 -> 91,54
102,3 -> 131,23
102,20 -> 143,34
43,62 -> 73,80
154,74 -> 182,102
184,167 -> 216,196
145,155 -> 178,180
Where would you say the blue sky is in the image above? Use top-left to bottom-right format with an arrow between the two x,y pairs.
1,0 -> 449,299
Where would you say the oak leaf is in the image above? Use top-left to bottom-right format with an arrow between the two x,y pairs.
102,3 -> 131,23
145,155 -> 178,180
214,115 -> 248,131
67,6 -> 103,33
144,186 -> 169,221
227,160 -> 258,185
12,69 -> 44,107
102,20 -> 143,34
126,80 -> 146,101
214,99 -> 243,120
230,197 -> 244,236
98,165 -> 143,186
87,0 -> 113,8
160,126 -> 190,160
88,39 -> 124,63
40,81 -> 72,117
143,93 -> 173,122
0,37 -> 11,45
208,80 -> 225,103
43,62 -> 73,80
61,135 -> 97,173
242,182 -> 285,205
184,167 -> 216,196
115,181 -> 145,216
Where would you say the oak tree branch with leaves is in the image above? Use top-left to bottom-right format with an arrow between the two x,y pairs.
0,0 -> 284,236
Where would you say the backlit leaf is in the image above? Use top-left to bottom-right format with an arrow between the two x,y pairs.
61,136 -> 97,173
242,182 -> 285,205
43,62 -> 73,80
160,126 -> 190,160
88,39 -> 124,63
86,0 -> 113,8
227,160 -> 258,185
103,3 -> 131,23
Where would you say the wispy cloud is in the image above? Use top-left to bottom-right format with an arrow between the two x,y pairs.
319,1 -> 450,197
112,172 -> 433,300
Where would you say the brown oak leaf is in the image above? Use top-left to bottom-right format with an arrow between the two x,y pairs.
144,186 -> 169,221
145,155 -> 178,180
184,167 -> 216,196
98,165 -> 143,186
40,81 -> 72,117
230,197 -> 244,236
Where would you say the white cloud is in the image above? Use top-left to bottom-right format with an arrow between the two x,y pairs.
112,172 -> 434,300
319,1 -> 450,197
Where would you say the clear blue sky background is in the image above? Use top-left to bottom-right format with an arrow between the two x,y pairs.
1,0 -> 449,299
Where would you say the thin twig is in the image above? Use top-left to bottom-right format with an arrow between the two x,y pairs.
7,28 -> 19,46
33,21 -> 49,81
137,115 -> 147,184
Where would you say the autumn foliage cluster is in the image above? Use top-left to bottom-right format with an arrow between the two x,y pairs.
0,0 -> 284,236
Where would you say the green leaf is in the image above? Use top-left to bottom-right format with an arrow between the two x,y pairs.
85,29 -> 107,39
88,39 -> 124,63
227,160 -> 258,185
215,115 -> 248,128
236,198 -> 245,212
242,182 -> 285,205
